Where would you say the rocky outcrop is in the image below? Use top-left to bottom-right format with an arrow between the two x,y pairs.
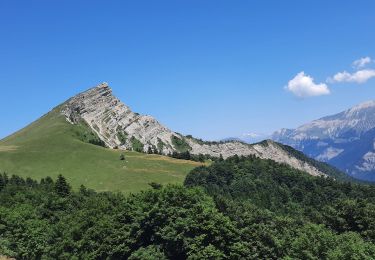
61,83 -> 181,154
61,83 -> 328,177
252,141 -> 324,176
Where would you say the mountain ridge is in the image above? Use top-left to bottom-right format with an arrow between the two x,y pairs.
0,82 -> 352,184
58,82 -> 350,178
272,100 -> 375,181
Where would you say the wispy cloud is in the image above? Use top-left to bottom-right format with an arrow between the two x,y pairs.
352,56 -> 372,69
285,71 -> 330,98
328,57 -> 375,84
329,69 -> 375,84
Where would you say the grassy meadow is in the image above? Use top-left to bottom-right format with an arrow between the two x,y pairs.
0,108 -> 202,193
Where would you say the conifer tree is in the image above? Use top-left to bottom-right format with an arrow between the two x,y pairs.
79,184 -> 88,195
54,174 -> 71,197
0,175 -> 5,191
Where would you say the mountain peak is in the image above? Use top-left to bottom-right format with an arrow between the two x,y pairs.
58,83 -> 333,177
81,82 -> 112,98
272,99 -> 375,181
92,82 -> 109,88
90,82 -> 110,90
345,100 -> 375,116
273,100 -> 375,143
352,100 -> 375,109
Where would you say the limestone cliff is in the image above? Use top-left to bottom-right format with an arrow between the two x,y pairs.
61,83 -> 327,177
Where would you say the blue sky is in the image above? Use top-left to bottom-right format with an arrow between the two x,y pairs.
1,0 -> 375,140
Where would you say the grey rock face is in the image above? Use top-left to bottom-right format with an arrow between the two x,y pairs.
61,83 -> 181,154
272,101 -> 375,181
61,83 -> 327,177
273,101 -> 375,144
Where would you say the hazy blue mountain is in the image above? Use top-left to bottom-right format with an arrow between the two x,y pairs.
222,133 -> 269,144
272,100 -> 375,181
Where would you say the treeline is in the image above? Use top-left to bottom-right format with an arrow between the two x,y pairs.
144,145 -> 222,163
168,150 -> 223,162
2,155 -> 375,259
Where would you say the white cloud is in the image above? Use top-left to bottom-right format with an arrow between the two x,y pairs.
352,57 -> 372,69
330,69 -> 375,84
285,71 -> 330,98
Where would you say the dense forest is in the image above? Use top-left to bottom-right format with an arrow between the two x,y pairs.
1,156 -> 375,259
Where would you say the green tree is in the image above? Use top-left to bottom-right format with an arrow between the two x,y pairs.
148,182 -> 163,189
0,174 -> 5,191
128,245 -> 167,260
54,174 -> 71,197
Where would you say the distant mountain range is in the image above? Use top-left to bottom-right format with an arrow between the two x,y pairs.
222,133 -> 269,144
272,100 -> 375,181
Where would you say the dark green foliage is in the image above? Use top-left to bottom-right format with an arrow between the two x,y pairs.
2,154 -> 375,259
120,153 -> 125,160
0,177 -> 238,259
157,138 -> 165,152
171,136 -> 191,152
171,151 -> 191,160
73,120 -> 106,147
185,134 -> 239,146
0,173 -> 8,191
185,156 -> 375,217
169,152 -> 217,162
185,155 -> 375,258
128,245 -> 167,260
131,136 -> 144,152
117,131 -> 128,145
54,174 -> 71,197
148,182 -> 163,189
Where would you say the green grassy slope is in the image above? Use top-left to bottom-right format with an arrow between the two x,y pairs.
0,108 -> 202,193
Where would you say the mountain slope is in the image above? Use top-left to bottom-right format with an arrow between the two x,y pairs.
272,101 -> 375,181
0,83 -> 349,190
0,107 -> 202,193
59,83 -> 346,178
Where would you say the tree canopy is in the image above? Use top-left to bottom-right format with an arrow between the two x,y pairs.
1,155 -> 375,259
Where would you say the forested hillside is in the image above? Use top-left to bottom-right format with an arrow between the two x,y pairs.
2,156 -> 375,259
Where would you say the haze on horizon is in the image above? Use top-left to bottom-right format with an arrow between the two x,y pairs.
1,0 -> 374,141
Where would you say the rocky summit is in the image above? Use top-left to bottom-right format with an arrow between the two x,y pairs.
60,83 -> 333,177
62,83 -> 179,154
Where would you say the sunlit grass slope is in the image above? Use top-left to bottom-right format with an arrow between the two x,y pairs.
0,108 -> 202,193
